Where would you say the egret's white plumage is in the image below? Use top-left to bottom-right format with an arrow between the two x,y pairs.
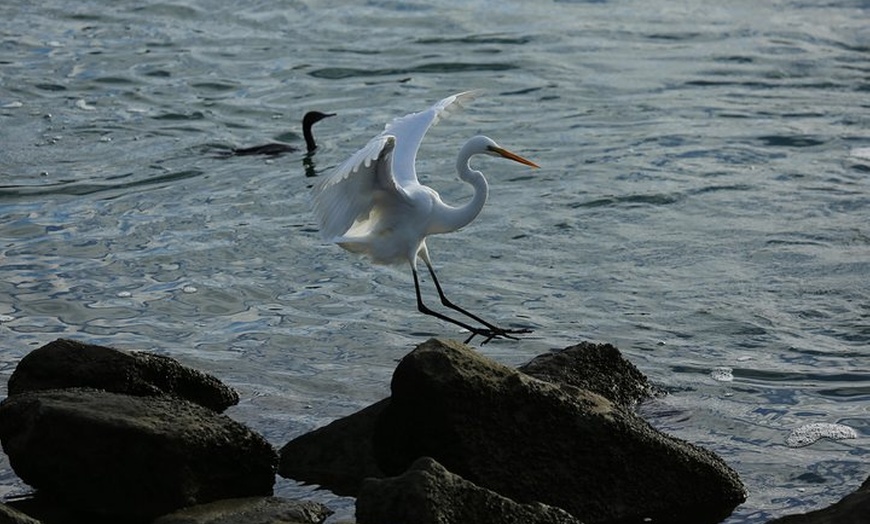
313,91 -> 538,343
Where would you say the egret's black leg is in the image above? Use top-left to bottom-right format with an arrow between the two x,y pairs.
412,269 -> 500,344
422,261 -> 532,342
424,260 -> 506,332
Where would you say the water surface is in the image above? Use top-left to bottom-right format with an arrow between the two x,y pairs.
1,1 -> 868,521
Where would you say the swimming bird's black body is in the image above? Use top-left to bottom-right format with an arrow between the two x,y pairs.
232,111 -> 335,156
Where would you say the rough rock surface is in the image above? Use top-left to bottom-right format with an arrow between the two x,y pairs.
767,474 -> 870,524
280,338 -> 745,523
152,496 -> 333,524
356,457 -> 583,524
518,340 -> 660,408
7,338 -> 238,412
0,388 -> 277,520
278,342 -> 661,497
0,502 -> 42,524
279,398 -> 388,496
373,339 -> 745,523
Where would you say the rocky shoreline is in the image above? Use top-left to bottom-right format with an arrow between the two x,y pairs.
0,338 -> 865,523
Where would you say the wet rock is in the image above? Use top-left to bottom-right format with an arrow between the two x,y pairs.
7,338 -> 239,412
279,399 -> 388,496
7,495 -> 135,524
0,388 -> 277,520
152,496 -> 333,524
374,339 -> 745,523
0,502 -> 41,524
518,340 -> 660,408
278,341 -> 661,496
767,474 -> 870,524
280,339 -> 745,523
356,456 -> 582,524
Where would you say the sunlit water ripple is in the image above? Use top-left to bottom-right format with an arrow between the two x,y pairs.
1,0 -> 868,521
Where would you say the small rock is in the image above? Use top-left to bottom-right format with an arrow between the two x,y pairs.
152,496 -> 333,524
357,457 -> 582,524
0,388 -> 277,520
518,340 -> 660,408
7,338 -> 239,412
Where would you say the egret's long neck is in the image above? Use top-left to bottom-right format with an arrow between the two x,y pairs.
428,148 -> 489,234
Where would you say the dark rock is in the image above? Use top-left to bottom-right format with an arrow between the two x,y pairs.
277,341 -> 659,496
277,338 -> 745,522
373,338 -> 746,524
519,340 -> 660,408
152,496 -> 333,524
279,399 -> 388,496
7,494 -> 134,524
766,474 -> 870,524
0,388 -> 277,520
0,502 -> 41,524
7,338 -> 238,412
356,456 -> 583,524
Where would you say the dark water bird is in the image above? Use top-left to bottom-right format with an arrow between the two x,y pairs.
231,111 -> 335,157
313,91 -> 538,344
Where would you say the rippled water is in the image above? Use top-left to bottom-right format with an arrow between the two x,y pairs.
1,0 -> 868,521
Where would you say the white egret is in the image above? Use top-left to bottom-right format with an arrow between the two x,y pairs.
313,92 -> 538,344
232,111 -> 335,156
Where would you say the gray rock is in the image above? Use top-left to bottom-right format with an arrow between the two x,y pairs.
518,340 -> 660,408
766,474 -> 870,524
356,457 -> 583,524
373,338 -> 746,524
0,388 -> 277,520
7,339 -> 239,412
152,496 -> 333,524
279,399 -> 388,496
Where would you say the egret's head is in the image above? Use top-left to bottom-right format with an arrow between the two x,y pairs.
470,135 -> 539,168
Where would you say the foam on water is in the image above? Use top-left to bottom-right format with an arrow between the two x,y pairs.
786,423 -> 859,448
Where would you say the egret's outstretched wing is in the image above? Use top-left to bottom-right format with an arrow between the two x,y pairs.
385,90 -> 478,188
313,91 -> 477,241
313,135 -> 401,241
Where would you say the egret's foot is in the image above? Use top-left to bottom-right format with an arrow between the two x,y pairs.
464,326 -> 533,345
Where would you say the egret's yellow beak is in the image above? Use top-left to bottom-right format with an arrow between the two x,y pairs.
490,146 -> 540,169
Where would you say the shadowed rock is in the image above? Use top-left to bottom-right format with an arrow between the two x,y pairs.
8,338 -> 238,412
279,399 -> 388,496
518,340 -> 661,408
152,496 -> 333,524
0,503 -> 41,524
356,457 -> 583,524
374,339 -> 745,523
279,342 -> 660,495
282,338 -> 745,524
0,388 -> 277,520
767,474 -> 870,524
